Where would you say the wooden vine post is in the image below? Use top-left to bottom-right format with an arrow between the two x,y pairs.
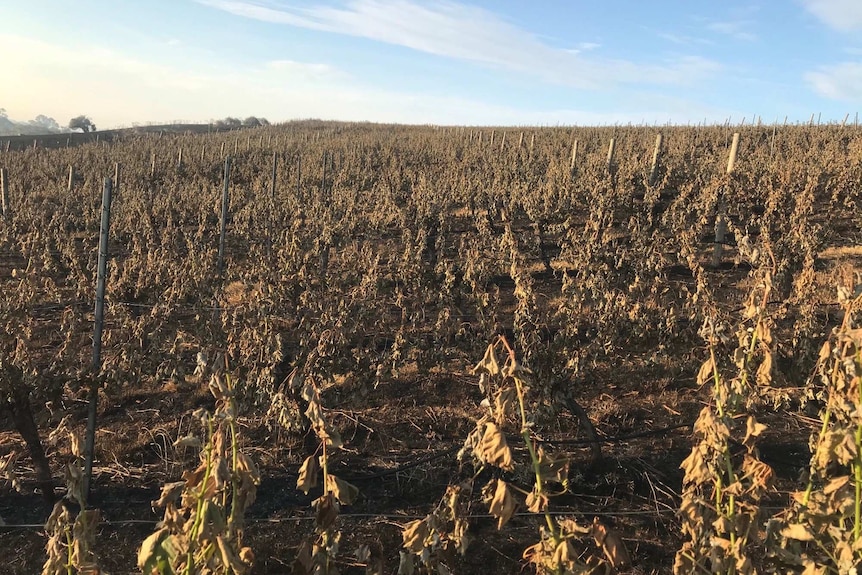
606,137 -> 616,172
648,133 -> 663,186
67,165 -> 75,193
569,138 -> 579,179
1,168 -> 9,222
712,133 -> 740,267
218,157 -> 231,276
83,176 -> 114,504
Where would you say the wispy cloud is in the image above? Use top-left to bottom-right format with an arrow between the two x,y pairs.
562,43 -> 601,56
801,0 -> 862,31
800,2 -> 862,103
196,0 -> 722,89
706,19 -> 758,41
805,61 -> 862,100
266,59 -> 344,80
577,42 -> 601,52
656,31 -> 713,46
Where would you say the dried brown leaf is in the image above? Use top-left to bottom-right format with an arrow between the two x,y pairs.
69,429 -> 83,459
743,416 -> 766,449
296,456 -> 320,495
824,475 -> 850,495
835,431 -> 858,466
493,387 -> 516,423
525,490 -> 548,513
781,523 -> 815,541
818,341 -> 832,364
152,481 -> 186,510
137,528 -> 170,572
680,444 -> 710,485
478,422 -> 513,471
756,323 -> 773,346
488,480 -> 516,530
522,540 -> 547,567
173,435 -> 201,450
552,539 -> 577,571
239,546 -> 255,567
293,539 -> 313,575
216,534 -> 248,574
313,492 -> 339,529
537,448 -> 570,486
401,519 -> 430,553
756,350 -> 773,386
326,474 -> 359,505
696,356 -> 715,387
473,344 -> 500,376
592,517 -> 631,568
182,463 -> 207,490
741,455 -> 773,490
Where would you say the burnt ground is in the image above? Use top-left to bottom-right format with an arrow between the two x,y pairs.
0,339 -> 819,574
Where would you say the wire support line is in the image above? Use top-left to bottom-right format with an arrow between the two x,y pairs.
0,507 -> 679,530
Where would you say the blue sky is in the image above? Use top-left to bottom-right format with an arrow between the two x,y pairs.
2,0 -> 861,127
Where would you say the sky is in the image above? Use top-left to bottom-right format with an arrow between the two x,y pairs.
1,0 -> 861,128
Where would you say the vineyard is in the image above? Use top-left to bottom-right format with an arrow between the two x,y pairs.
0,121 -> 860,574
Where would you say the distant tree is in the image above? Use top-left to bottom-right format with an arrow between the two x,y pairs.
30,115 -> 61,132
259,118 -> 270,126
69,115 -> 96,133
223,117 -> 242,129
243,116 -> 262,128
0,108 -> 6,119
